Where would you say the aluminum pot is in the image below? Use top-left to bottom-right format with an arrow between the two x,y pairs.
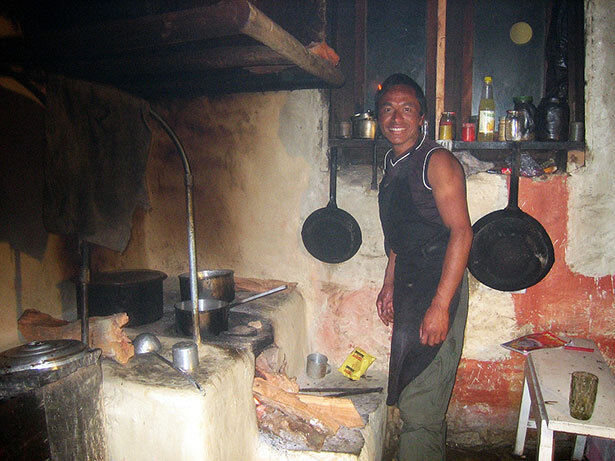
175,286 -> 286,338
175,298 -> 229,337
178,269 -> 234,302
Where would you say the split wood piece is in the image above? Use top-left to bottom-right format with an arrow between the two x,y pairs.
254,377 -> 365,431
256,370 -> 299,394
255,402 -> 328,451
18,309 -> 134,364
235,277 -> 297,293
296,394 -> 364,428
253,377 -> 339,434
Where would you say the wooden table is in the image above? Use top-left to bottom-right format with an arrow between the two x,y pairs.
514,339 -> 615,460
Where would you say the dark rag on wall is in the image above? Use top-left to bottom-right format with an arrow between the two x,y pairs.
43,75 -> 152,252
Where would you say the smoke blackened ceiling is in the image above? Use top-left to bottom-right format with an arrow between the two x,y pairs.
0,0 -> 344,98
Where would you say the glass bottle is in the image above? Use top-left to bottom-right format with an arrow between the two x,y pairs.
505,110 -> 523,141
478,76 -> 495,141
513,96 -> 537,141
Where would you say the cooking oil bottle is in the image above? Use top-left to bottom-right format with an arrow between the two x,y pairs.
478,76 -> 495,141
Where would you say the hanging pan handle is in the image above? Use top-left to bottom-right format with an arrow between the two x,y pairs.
328,147 -> 338,208
507,147 -> 521,210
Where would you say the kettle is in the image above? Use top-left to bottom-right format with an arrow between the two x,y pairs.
352,112 -> 377,139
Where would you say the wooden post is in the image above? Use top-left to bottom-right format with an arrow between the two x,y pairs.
435,0 -> 447,138
425,0 -> 438,137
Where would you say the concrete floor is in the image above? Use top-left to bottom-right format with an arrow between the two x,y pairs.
446,443 -> 580,460
384,434 -> 581,460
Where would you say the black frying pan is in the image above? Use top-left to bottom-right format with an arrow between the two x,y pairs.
301,147 -> 362,263
468,150 -> 554,291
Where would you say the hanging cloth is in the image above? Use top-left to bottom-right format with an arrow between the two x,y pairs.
43,75 -> 152,252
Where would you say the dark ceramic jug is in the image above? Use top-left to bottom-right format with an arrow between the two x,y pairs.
536,97 -> 570,141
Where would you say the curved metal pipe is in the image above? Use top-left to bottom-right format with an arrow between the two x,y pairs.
149,108 -> 201,346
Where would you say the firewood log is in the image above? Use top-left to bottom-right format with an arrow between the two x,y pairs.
18,309 -> 134,364
234,277 -> 297,293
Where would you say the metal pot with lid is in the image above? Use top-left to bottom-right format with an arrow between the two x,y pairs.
0,340 -> 107,460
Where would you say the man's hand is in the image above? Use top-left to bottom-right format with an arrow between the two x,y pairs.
419,299 -> 449,346
376,283 -> 394,326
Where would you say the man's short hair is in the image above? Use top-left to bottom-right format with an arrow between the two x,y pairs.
375,73 -> 427,116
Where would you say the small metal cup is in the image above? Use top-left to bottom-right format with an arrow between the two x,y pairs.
172,341 -> 199,373
337,121 -> 352,139
570,122 -> 584,142
306,353 -> 331,379
569,371 -> 599,420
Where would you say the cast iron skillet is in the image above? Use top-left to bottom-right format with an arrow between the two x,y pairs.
468,150 -> 554,291
302,147 -> 362,263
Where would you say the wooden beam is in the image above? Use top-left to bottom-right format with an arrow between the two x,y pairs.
444,0 -> 463,138
567,0 -> 584,123
460,0 -> 474,130
22,1 -> 344,88
328,0 -> 356,133
240,1 -> 344,87
353,0 -> 367,113
425,0 -> 438,137
443,0 -> 474,137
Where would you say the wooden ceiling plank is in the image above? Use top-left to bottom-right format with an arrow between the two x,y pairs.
29,1 -> 252,57
50,45 -> 290,80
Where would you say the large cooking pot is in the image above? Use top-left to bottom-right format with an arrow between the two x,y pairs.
0,340 -> 107,459
175,286 -> 286,337
78,269 -> 167,326
178,269 -> 234,302
468,151 -> 555,291
301,147 -> 362,263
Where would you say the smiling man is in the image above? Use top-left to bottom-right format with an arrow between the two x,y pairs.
375,74 -> 473,460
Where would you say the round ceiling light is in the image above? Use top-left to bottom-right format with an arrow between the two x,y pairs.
510,22 -> 533,45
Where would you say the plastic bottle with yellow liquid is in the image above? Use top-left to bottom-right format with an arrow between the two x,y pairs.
478,76 -> 495,141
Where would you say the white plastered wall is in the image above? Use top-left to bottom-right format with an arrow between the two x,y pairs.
566,0 -> 615,276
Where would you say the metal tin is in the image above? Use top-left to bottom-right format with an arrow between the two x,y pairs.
498,117 -> 507,141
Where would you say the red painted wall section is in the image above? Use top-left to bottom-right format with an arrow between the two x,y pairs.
514,175 -> 615,363
450,174 -> 615,436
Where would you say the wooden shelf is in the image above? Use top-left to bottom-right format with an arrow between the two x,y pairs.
1,1 -> 344,98
451,141 -> 585,152
328,138 -> 586,173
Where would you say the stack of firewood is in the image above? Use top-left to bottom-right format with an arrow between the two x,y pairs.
253,348 -> 364,451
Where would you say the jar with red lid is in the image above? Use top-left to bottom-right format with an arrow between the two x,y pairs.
461,122 -> 475,142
